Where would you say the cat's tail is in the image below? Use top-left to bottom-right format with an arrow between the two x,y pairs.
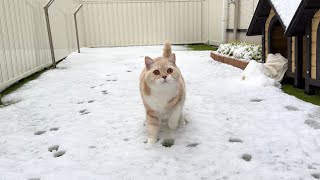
163,40 -> 172,58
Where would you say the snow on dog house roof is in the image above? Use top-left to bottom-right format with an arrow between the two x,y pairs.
286,0 -> 320,36
247,0 -> 302,36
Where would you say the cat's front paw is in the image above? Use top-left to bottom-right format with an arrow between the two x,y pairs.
147,138 -> 158,144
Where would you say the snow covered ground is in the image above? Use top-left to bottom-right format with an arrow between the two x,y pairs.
0,46 -> 320,180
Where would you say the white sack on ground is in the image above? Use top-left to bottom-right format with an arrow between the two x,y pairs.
242,53 -> 288,87
263,53 -> 288,82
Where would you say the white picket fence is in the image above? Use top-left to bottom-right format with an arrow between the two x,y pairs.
0,0 -> 79,91
0,0 -> 225,91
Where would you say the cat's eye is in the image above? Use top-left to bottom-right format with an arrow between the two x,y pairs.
153,70 -> 160,75
167,68 -> 173,74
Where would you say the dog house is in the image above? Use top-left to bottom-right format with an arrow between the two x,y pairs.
247,0 -> 320,94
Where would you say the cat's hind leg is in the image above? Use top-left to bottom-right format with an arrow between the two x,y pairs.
168,105 -> 182,130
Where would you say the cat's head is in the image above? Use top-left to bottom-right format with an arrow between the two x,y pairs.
144,54 -> 181,86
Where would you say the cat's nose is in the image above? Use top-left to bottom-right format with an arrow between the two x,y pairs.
162,76 -> 167,79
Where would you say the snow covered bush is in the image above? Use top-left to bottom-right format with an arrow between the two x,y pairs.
217,42 -> 262,62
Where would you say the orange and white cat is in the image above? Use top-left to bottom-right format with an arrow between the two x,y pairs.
140,41 -> 186,143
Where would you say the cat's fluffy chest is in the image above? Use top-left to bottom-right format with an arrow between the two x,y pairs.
144,84 -> 178,114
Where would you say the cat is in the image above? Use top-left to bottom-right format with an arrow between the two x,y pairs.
140,41 -> 186,144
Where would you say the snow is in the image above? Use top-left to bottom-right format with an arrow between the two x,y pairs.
242,60 -> 280,87
270,0 -> 302,29
1,46 -> 320,179
242,53 -> 288,87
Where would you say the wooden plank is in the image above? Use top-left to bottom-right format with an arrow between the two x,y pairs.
292,63 -> 296,72
312,17 -> 320,21
312,66 -> 317,79
265,12 -> 274,32
270,9 -> 275,16
312,30 -> 317,42
312,42 -> 317,54
312,19 -> 320,30
287,38 -> 292,72
305,22 -> 313,94
294,36 -> 303,88
312,54 -> 316,66
303,36 -> 308,78
292,39 -> 295,72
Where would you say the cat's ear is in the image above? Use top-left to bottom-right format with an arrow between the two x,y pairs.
168,53 -> 176,65
145,56 -> 154,70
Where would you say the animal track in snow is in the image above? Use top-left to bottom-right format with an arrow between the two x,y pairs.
88,100 -> 95,103
305,120 -> 320,129
162,139 -> 174,147
50,127 -> 59,131
242,153 -> 252,162
305,112 -> 320,129
53,151 -> 66,158
48,145 -> 59,152
312,173 -> 320,179
229,137 -> 243,143
79,109 -> 90,115
34,131 -> 46,135
285,105 -> 299,111
101,90 -> 108,95
308,164 -> 316,170
250,98 -> 263,102
187,143 -> 199,147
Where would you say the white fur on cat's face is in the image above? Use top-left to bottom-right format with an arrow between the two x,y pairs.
144,58 -> 180,88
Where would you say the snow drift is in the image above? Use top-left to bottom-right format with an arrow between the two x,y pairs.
242,53 -> 288,87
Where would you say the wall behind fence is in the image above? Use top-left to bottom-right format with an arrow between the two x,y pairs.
78,0 -> 259,46
81,0 -> 223,47
227,0 -> 260,43
201,0 -> 223,45
49,0 -> 81,60
0,0 -> 80,91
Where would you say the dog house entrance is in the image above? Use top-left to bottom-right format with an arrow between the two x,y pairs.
269,20 -> 288,58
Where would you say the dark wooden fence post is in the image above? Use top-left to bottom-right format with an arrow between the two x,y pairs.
294,36 -> 303,88
305,22 -> 314,94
